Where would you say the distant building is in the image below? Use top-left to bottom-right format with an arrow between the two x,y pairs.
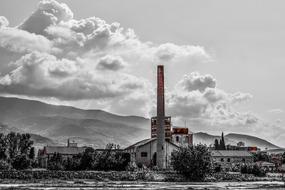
38,139 -> 86,168
172,127 -> 193,146
226,144 -> 259,153
124,138 -> 179,168
237,141 -> 245,147
211,150 -> 254,169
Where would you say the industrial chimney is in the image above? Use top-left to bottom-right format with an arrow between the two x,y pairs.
156,65 -> 166,169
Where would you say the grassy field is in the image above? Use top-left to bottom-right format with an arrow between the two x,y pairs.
0,180 -> 284,190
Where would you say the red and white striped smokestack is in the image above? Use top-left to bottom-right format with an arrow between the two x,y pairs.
156,65 -> 166,169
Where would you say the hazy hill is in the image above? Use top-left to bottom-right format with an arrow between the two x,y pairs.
194,132 -> 279,150
0,122 -> 55,147
0,96 -> 280,150
0,96 -> 149,148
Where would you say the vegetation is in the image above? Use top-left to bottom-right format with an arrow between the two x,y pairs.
240,164 -> 266,177
0,160 -> 11,170
253,152 -> 270,162
0,132 -> 34,170
171,144 -> 211,181
214,132 -> 226,150
47,143 -> 130,171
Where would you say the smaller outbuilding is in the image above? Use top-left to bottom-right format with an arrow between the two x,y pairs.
38,140 -> 86,168
211,150 -> 254,169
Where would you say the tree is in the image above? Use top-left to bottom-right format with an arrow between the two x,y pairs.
93,144 -> 129,171
0,160 -> 11,170
171,144 -> 212,181
6,132 -> 20,162
19,133 -> 33,155
12,154 -> 31,170
214,133 -> 226,150
80,147 -> 95,170
0,133 -> 7,160
28,147 -> 35,160
253,152 -> 270,162
214,139 -> 220,150
47,153 -> 64,170
220,132 -> 226,150
241,164 -> 266,177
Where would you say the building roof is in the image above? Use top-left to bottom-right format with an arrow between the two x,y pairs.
211,150 -> 253,157
125,138 -> 179,150
125,138 -> 156,150
44,146 -> 86,155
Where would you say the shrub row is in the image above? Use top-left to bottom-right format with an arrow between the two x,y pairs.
0,170 -> 157,181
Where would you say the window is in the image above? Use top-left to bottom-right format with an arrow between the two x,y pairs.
141,152 -> 148,157
176,136 -> 179,142
227,158 -> 231,162
221,158 -> 224,162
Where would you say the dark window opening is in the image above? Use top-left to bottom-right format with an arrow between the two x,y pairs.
227,158 -> 231,162
141,152 -> 148,157
176,136 -> 179,142
221,158 -> 224,162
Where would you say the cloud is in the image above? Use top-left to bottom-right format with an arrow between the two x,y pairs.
167,72 -> 258,129
0,52 -> 149,101
0,0 -> 211,118
268,109 -> 284,114
229,92 -> 253,104
0,16 -> 9,28
0,28 -> 54,54
96,55 -> 126,71
19,0 -> 73,35
154,43 -> 209,62
176,72 -> 216,92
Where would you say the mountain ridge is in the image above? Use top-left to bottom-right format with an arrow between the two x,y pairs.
0,96 -> 280,150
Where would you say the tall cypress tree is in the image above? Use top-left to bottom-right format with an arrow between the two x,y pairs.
221,132 -> 226,150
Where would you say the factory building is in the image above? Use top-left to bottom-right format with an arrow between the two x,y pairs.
38,139 -> 86,168
124,138 -> 178,168
125,65 -> 193,169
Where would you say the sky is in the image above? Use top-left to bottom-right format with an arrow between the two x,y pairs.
0,0 -> 284,146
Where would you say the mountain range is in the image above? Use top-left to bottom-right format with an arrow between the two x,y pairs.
0,96 -> 280,150
193,132 -> 279,150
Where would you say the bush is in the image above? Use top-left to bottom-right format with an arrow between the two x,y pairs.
171,144 -> 211,181
0,159 -> 11,170
252,165 -> 266,177
126,162 -> 138,171
240,164 -> 266,177
93,151 -> 129,171
214,165 -> 221,173
12,154 -> 31,170
47,153 -> 64,170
